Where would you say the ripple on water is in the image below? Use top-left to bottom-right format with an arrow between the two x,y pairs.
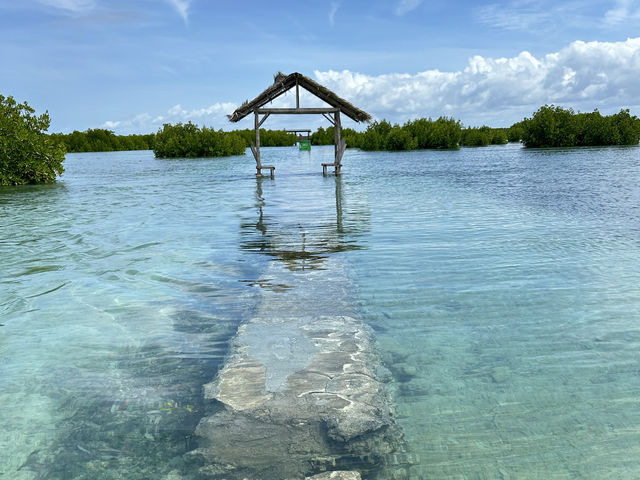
2,146 -> 640,479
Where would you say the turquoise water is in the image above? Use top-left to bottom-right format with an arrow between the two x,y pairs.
1,144 -> 640,478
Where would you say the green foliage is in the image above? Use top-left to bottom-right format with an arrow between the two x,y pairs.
234,129 -> 297,147
520,105 -> 640,148
460,127 -> 491,147
386,125 -> 418,150
54,127 -> 298,154
521,105 -> 578,147
358,117 -> 461,151
309,117 -> 463,152
310,126 -> 334,145
610,109 -> 640,145
309,126 -> 365,147
153,122 -> 246,158
0,94 -> 65,185
50,129 -> 155,153
574,111 -> 617,146
411,117 -> 462,149
361,120 -> 391,150
460,126 -> 508,147
491,128 -> 509,145
507,121 -> 525,142
342,128 -> 363,149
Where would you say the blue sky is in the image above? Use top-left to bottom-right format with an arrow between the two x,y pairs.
2,0 -> 640,133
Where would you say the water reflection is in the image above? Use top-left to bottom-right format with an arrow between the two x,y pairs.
191,166 -> 410,480
0,152 -> 259,480
240,175 -> 368,271
6,300 -> 242,480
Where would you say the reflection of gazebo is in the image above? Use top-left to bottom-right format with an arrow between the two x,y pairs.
228,72 -> 371,177
240,176 -> 370,272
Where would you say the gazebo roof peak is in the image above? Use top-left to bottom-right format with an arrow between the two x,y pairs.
228,72 -> 371,124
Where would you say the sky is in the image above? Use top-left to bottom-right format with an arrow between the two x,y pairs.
2,0 -> 640,133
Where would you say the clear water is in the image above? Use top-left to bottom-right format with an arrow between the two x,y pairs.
1,144 -> 640,479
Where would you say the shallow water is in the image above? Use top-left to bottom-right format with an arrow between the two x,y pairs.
347,144 -> 640,479
1,144 -> 640,479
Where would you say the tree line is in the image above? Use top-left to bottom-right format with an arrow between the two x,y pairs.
234,129 -> 298,147
50,129 -> 155,153
4,91 -> 640,185
513,105 -> 640,148
49,125 -> 300,158
152,124 -> 306,158
152,122 -> 246,158
49,121 -> 511,156
50,120 -> 508,155
312,119 -> 508,151
46,107 -> 640,157
310,108 -> 640,151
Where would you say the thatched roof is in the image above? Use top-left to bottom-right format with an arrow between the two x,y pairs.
228,72 -> 371,123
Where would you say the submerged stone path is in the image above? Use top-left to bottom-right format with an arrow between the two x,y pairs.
191,259 -> 415,479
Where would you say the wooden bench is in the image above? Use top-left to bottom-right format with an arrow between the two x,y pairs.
322,163 -> 343,175
322,163 -> 336,176
257,165 -> 275,178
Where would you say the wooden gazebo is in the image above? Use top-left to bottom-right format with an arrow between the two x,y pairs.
228,72 -> 371,177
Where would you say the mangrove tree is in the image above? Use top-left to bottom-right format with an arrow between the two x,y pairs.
0,94 -> 65,186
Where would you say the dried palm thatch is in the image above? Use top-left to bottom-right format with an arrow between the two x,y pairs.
228,72 -> 371,123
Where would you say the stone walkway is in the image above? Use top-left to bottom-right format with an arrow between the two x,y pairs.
191,260 -> 411,479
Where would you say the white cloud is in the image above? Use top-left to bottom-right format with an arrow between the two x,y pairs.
329,2 -> 339,26
475,1 -> 632,33
102,120 -> 121,129
395,0 -> 423,16
475,2 -> 550,31
100,102 -> 237,134
314,37 -> 640,126
38,0 -> 96,13
166,102 -> 237,119
101,38 -> 640,133
166,0 -> 191,24
604,0 -> 640,25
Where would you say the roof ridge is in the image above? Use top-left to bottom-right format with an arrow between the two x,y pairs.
228,72 -> 371,123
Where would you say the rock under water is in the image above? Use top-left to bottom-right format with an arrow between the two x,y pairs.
191,315 -> 409,479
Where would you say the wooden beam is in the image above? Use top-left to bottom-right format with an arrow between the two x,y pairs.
258,113 -> 270,128
338,138 -> 346,161
322,113 -> 335,125
296,79 -> 300,109
334,111 -> 343,174
335,175 -> 343,233
254,111 -> 261,172
249,141 -> 258,161
256,108 -> 340,115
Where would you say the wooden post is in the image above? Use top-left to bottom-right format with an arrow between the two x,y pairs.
334,110 -> 342,175
335,175 -> 343,233
256,177 -> 266,234
254,111 -> 261,176
249,141 -> 258,162
296,79 -> 300,109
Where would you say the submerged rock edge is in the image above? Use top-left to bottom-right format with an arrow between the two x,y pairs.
194,315 -> 407,479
